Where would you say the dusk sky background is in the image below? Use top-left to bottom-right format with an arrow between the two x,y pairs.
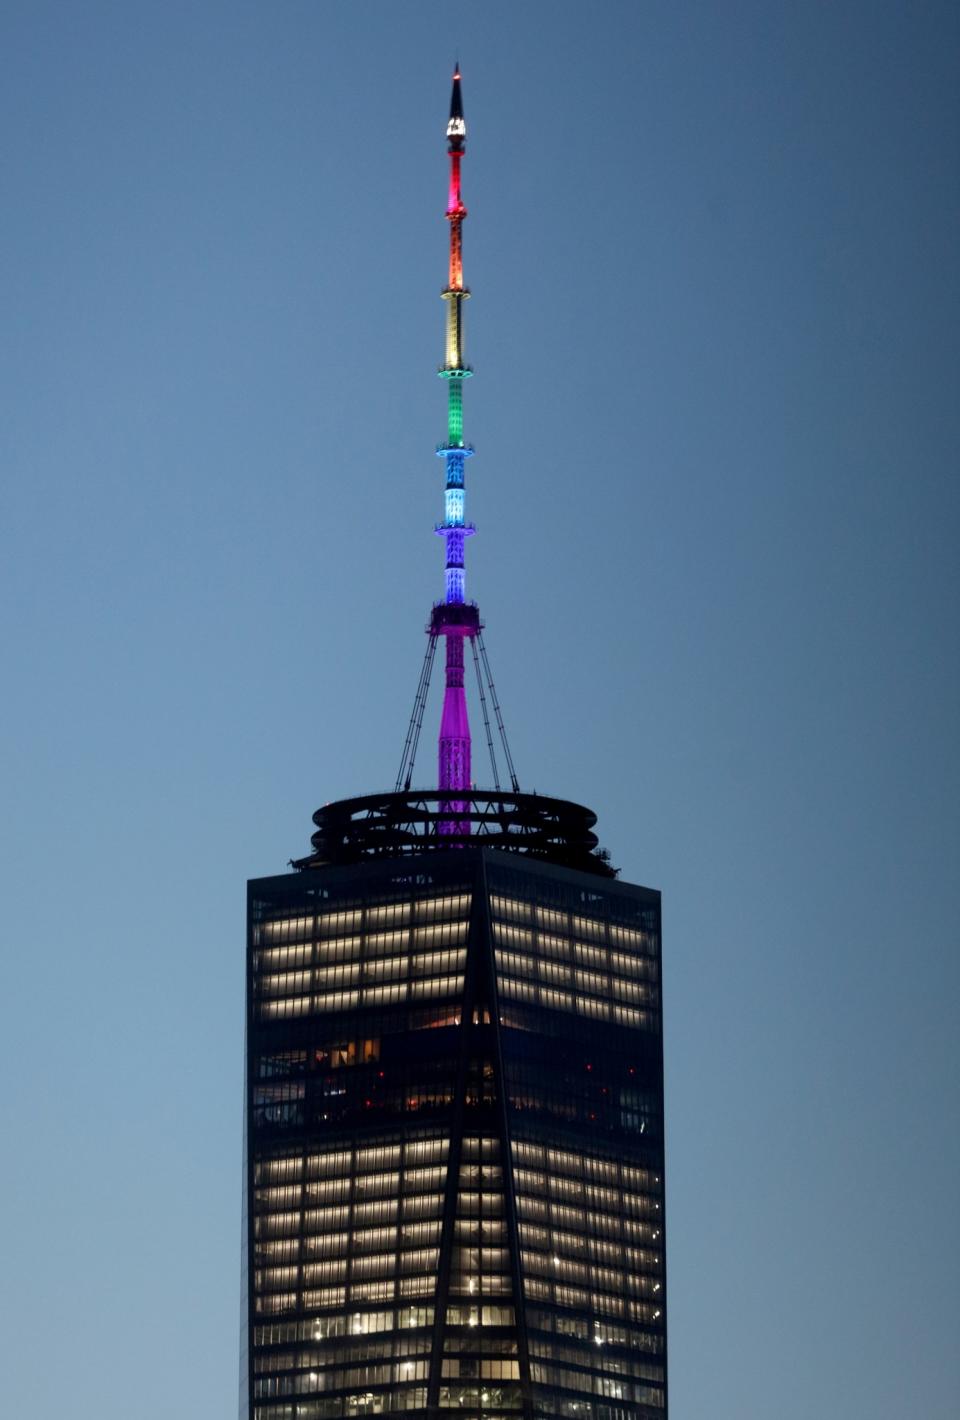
1,2 -> 957,1417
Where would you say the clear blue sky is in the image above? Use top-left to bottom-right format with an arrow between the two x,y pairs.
1,3 -> 957,1417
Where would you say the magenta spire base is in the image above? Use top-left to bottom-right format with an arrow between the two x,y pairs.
438,634 -> 471,834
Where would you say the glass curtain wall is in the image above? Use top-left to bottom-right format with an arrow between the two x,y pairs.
244,851 -> 665,1420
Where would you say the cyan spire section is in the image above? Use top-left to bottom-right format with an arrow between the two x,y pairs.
432,65 -> 479,824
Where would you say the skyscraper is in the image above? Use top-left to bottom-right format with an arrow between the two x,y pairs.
242,69 -> 667,1420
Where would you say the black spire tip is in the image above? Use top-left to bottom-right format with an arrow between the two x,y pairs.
449,65 -> 463,121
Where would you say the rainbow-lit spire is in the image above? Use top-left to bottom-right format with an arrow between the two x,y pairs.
394,66 -> 518,814
432,64 -> 478,816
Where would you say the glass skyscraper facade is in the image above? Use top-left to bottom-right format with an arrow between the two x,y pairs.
242,842 -> 666,1419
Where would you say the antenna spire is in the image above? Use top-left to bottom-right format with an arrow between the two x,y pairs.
433,65 -> 475,830
396,66 -> 520,818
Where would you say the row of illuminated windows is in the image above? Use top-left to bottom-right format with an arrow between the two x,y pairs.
259,914 -> 333,943
518,1226 -> 661,1274
254,1388 -> 430,1419
556,944 -> 660,979
256,1190 -> 445,1237
258,1245 -> 441,1290
497,976 -> 654,1030
515,1169 -> 648,1205
448,1275 -> 513,1300
458,1162 -> 503,1186
494,948 -> 657,1002
255,1359 -> 432,1398
514,1177 -> 662,1224
523,1279 -> 663,1327
461,1135 -> 500,1160
256,1275 -> 440,1315
441,1360 -> 520,1380
452,1218 -> 507,1243
491,897 -> 620,940
336,1279 -> 433,1304
257,1169 -> 446,1212
514,1172 -> 618,1210
336,1145 -> 398,1172
255,1308 -> 434,1347
444,1303 -> 516,1328
520,1252 -> 661,1299
366,903 -> 413,927
500,954 -> 657,1001
261,949 -> 467,995
456,1192 -> 505,1219
259,938 -> 355,970
513,1143 -> 661,1195
516,1199 -> 618,1231
258,1219 -> 443,1261
490,897 -> 655,951
257,1138 -> 447,1186
254,1335 -> 431,1373
449,1275 -> 513,1299
260,957 -> 466,1003
529,1310 -> 664,1356
257,1301 -> 518,1348
259,922 -> 470,972
527,1338 -> 663,1387
529,1362 -> 663,1409
256,1195 -> 447,1240
448,1283 -> 516,1307
319,1039 -> 382,1069
515,1205 -> 661,1250
258,893 -> 472,945
489,899 -> 575,933
256,1040 -> 382,1079
454,1283 -> 514,1300
259,975 -> 464,1019
493,927 -> 658,982
448,1244 -> 511,1272
516,1198 -> 661,1247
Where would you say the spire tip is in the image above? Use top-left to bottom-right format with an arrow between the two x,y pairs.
447,61 -> 465,143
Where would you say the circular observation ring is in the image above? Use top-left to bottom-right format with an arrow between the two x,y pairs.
291,789 -> 616,878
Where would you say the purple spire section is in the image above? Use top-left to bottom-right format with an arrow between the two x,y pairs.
439,636 -> 471,792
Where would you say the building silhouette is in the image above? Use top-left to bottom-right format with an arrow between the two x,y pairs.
241,68 -> 667,1420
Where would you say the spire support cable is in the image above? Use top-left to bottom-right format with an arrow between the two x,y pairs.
395,637 -> 429,790
477,630 -> 520,793
404,632 -> 438,792
470,635 -> 501,790
396,632 -> 438,792
407,633 -> 438,790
